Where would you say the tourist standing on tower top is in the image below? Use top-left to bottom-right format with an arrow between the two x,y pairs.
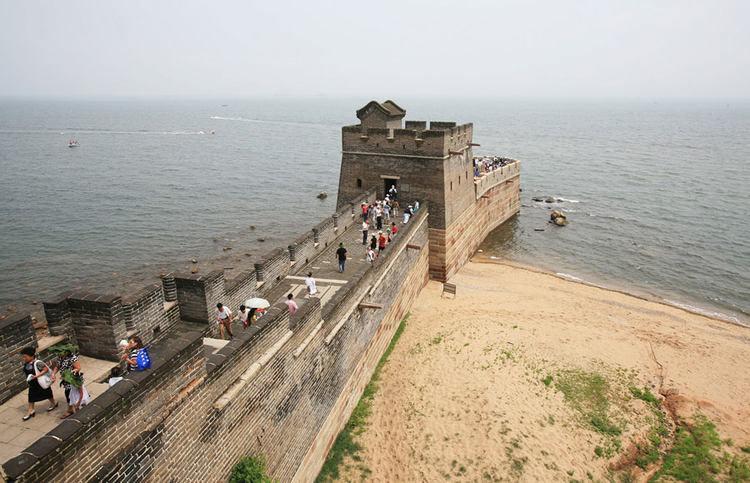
215,303 -> 233,340
20,346 -> 57,421
335,242 -> 348,273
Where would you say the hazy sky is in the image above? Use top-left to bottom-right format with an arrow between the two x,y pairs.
2,0 -> 748,99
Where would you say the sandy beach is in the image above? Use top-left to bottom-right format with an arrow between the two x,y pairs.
333,260 -> 750,482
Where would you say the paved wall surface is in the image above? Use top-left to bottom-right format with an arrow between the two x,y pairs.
1,200 -> 429,483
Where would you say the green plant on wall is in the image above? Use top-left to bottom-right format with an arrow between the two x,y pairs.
228,456 -> 274,483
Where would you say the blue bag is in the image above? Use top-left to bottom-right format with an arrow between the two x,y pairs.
135,347 -> 151,371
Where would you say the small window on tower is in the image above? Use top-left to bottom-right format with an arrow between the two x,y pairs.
450,181 -> 453,191
356,178 -> 362,188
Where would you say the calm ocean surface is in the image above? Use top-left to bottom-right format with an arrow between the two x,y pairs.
0,99 -> 748,324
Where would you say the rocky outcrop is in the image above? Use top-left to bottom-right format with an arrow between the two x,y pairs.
550,210 -> 568,226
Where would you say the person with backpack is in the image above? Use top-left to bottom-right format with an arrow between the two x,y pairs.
122,335 -> 150,372
20,346 -> 57,421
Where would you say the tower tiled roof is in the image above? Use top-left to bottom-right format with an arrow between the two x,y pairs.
356,100 -> 406,120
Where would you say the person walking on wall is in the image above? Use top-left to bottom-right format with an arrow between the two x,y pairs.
391,222 -> 399,237
378,231 -> 387,253
305,271 -> 318,297
20,346 -> 57,421
370,235 -> 378,253
362,220 -> 369,245
215,303 -> 233,339
238,304 -> 251,329
388,185 -> 398,200
335,242 -> 348,273
366,246 -> 376,264
285,293 -> 298,316
376,205 -> 383,230
51,343 -> 82,419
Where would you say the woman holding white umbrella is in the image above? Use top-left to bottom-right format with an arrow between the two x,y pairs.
242,297 -> 270,329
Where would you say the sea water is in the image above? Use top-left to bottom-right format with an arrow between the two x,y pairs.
0,98 -> 747,324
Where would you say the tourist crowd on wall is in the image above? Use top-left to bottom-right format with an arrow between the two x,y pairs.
19,335 -> 151,421
473,156 -> 515,177
207,185 -> 421,342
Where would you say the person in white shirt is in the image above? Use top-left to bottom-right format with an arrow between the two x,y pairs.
238,304 -> 251,329
362,220 -> 369,245
215,303 -> 233,340
305,272 -> 318,297
108,367 -> 123,387
366,246 -> 376,264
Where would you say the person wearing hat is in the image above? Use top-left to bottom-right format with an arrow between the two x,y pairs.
403,205 -> 412,224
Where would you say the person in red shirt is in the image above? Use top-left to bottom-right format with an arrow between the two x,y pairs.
391,222 -> 399,236
361,203 -> 368,220
378,231 -> 387,253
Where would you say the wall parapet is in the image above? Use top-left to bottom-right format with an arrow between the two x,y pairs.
1,323 -> 206,482
474,160 -> 521,200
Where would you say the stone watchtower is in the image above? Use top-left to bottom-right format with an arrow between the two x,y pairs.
337,100 -> 517,281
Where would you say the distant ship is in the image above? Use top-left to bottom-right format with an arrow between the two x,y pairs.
68,139 -> 79,148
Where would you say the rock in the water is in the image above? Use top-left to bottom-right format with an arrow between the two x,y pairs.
191,258 -> 198,264
554,217 -> 568,226
545,196 -> 556,203
549,209 -> 568,226
317,191 -> 328,199
257,237 -> 266,242
249,225 -> 256,230
223,246 -> 232,251
190,268 -> 198,274
532,196 -> 545,202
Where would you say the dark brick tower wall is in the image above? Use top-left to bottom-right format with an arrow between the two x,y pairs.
336,101 -> 479,280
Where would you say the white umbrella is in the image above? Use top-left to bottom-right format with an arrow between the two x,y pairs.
243,297 -> 270,309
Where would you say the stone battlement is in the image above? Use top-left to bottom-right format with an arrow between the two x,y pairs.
342,122 -> 473,158
0,101 -> 520,482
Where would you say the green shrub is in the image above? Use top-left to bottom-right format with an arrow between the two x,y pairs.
229,456 -> 273,483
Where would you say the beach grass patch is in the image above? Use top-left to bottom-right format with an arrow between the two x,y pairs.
650,414 -> 750,482
316,314 -> 410,482
555,369 -> 621,437
542,375 -> 553,387
629,386 -> 660,407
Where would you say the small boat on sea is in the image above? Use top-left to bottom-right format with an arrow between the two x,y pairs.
68,139 -> 79,148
